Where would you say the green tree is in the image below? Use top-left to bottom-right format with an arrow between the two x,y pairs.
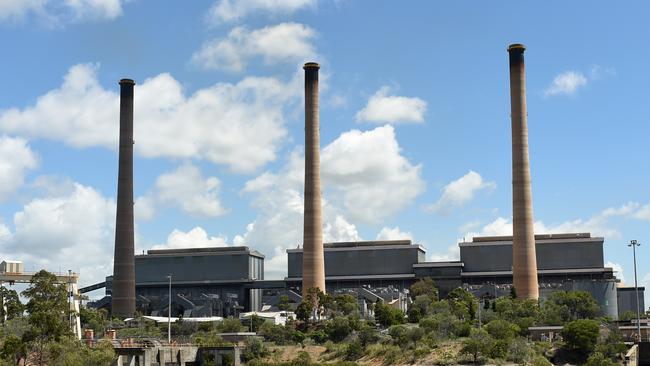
542,291 -> 600,324
0,334 -> 26,365
277,295 -> 291,311
419,312 -> 463,339
374,301 -> 404,327
618,310 -> 636,321
325,316 -> 352,342
461,328 -> 493,364
80,306 -> 109,334
595,324 -> 627,361
192,331 -> 228,347
242,337 -> 269,362
410,278 -> 439,302
47,338 -> 115,366
507,337 -> 534,364
485,319 -> 519,340
448,288 -> 477,320
333,294 -> 358,316
218,317 -> 244,333
562,319 -> 600,359
295,300 -> 314,323
584,352 -> 617,366
22,270 -> 72,365
248,314 -> 265,332
0,287 -> 23,321
407,295 -> 432,323
492,296 -> 539,334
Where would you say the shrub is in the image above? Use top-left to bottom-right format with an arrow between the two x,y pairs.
191,331 -> 229,347
530,355 -> 553,366
413,342 -> 432,360
490,339 -> 508,359
382,345 -> 402,365
258,323 -> 295,345
584,352 -> 617,366
419,313 -> 461,339
325,316 -> 352,342
374,301 -> 404,327
218,318 -> 244,333
242,337 -> 269,362
562,319 -> 600,357
461,328 -> 493,364
410,278 -> 439,302
344,340 -> 363,361
291,351 -> 312,366
507,337 -> 534,364
485,319 -> 519,340
309,330 -> 328,344
292,330 -> 306,344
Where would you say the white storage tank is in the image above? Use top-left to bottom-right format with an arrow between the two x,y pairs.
1,260 -> 24,274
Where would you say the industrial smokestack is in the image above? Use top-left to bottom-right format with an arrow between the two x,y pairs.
302,62 -> 326,298
508,44 -> 539,300
112,78 -> 136,317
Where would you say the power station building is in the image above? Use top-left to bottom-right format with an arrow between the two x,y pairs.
88,232 -> 639,320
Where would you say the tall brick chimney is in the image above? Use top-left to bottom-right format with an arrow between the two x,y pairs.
112,79 -> 136,317
508,44 -> 539,300
302,62 -> 326,298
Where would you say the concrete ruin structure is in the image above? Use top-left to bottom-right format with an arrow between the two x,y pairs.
112,79 -> 137,317
301,62 -> 326,297
508,44 -> 540,300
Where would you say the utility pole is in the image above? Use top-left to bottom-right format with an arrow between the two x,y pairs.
167,274 -> 172,344
629,240 -> 642,341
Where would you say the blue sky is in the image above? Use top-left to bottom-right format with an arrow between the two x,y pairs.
0,0 -> 648,306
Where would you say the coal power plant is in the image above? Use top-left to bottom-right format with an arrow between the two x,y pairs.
84,50 -> 644,321
87,234 -> 639,320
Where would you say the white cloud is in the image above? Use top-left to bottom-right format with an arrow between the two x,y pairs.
192,23 -> 317,72
0,0 -> 45,21
151,227 -> 229,250
544,71 -> 588,97
428,171 -> 495,215
0,135 -> 38,201
64,0 -> 122,20
355,86 -> 427,124
324,215 -> 361,242
376,226 -> 412,241
0,0 -> 122,24
322,125 -> 425,223
606,261 -> 625,285
0,181 -> 116,286
149,163 -> 227,218
632,204 -> 650,220
429,245 -> 460,262
237,125 -> 423,276
208,0 -> 315,23
0,63 -> 299,173
264,246 -> 289,280
463,202 -> 637,241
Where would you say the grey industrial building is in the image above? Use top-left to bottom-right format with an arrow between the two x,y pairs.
87,232 -> 643,320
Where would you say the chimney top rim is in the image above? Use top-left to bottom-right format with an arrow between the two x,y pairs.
119,78 -> 136,85
303,62 -> 320,70
507,43 -> 526,52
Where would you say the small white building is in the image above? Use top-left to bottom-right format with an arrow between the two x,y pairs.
239,311 -> 295,326
0,260 -> 23,274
